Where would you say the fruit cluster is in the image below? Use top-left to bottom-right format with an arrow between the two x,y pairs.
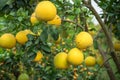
30,1 -> 61,26
53,31 -> 97,70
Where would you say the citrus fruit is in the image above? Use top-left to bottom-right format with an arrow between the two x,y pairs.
34,51 -> 43,62
18,73 -> 29,80
54,52 -> 69,69
85,56 -> 96,66
47,15 -> 61,26
67,48 -> 84,65
0,33 -> 16,49
75,31 -> 93,49
16,31 -> 28,45
16,30 -> 33,45
96,55 -> 104,66
114,42 -> 120,51
30,12 -> 39,25
35,1 -> 57,21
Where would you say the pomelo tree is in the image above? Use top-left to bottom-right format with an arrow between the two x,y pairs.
0,0 -> 120,80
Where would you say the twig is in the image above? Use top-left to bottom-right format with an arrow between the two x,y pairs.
93,56 -> 112,79
97,57 -> 112,71
62,19 -> 84,30
83,0 -> 120,73
94,0 -> 99,5
97,40 -> 116,80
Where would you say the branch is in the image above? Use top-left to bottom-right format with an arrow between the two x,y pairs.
94,0 -> 99,5
94,56 -> 113,79
83,0 -> 113,50
83,0 -> 120,73
97,41 -> 116,80
98,57 -> 112,71
62,19 -> 84,30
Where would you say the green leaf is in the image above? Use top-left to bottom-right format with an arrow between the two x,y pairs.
0,0 -> 8,9
28,52 -> 36,60
40,27 -> 48,42
27,34 -> 34,41
25,41 -> 33,48
40,44 -> 51,53
93,40 -> 98,49
49,27 -> 59,41
75,8 -> 81,14
35,37 -> 40,45
0,0 -> 14,10
18,17 -> 23,22
6,0 -> 15,5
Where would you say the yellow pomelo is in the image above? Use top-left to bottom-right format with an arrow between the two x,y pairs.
114,42 -> 120,51
67,48 -> 84,65
75,31 -> 93,49
35,1 -> 57,21
54,52 -> 69,69
16,30 -> 34,45
0,33 -> 16,49
47,15 -> 61,26
85,56 -> 96,67
16,31 -> 28,45
34,51 -> 43,62
30,12 -> 39,25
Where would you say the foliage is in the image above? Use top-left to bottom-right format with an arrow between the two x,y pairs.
96,0 -> 120,40
0,0 -> 120,80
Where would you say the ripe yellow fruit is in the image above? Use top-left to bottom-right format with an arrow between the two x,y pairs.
85,56 -> 96,67
35,1 -> 57,21
67,48 -> 84,65
114,42 -> 120,51
0,33 -> 16,49
30,12 -> 39,25
16,31 -> 28,45
47,15 -> 61,26
34,51 -> 43,62
75,31 -> 93,49
54,52 -> 69,69
16,30 -> 33,45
